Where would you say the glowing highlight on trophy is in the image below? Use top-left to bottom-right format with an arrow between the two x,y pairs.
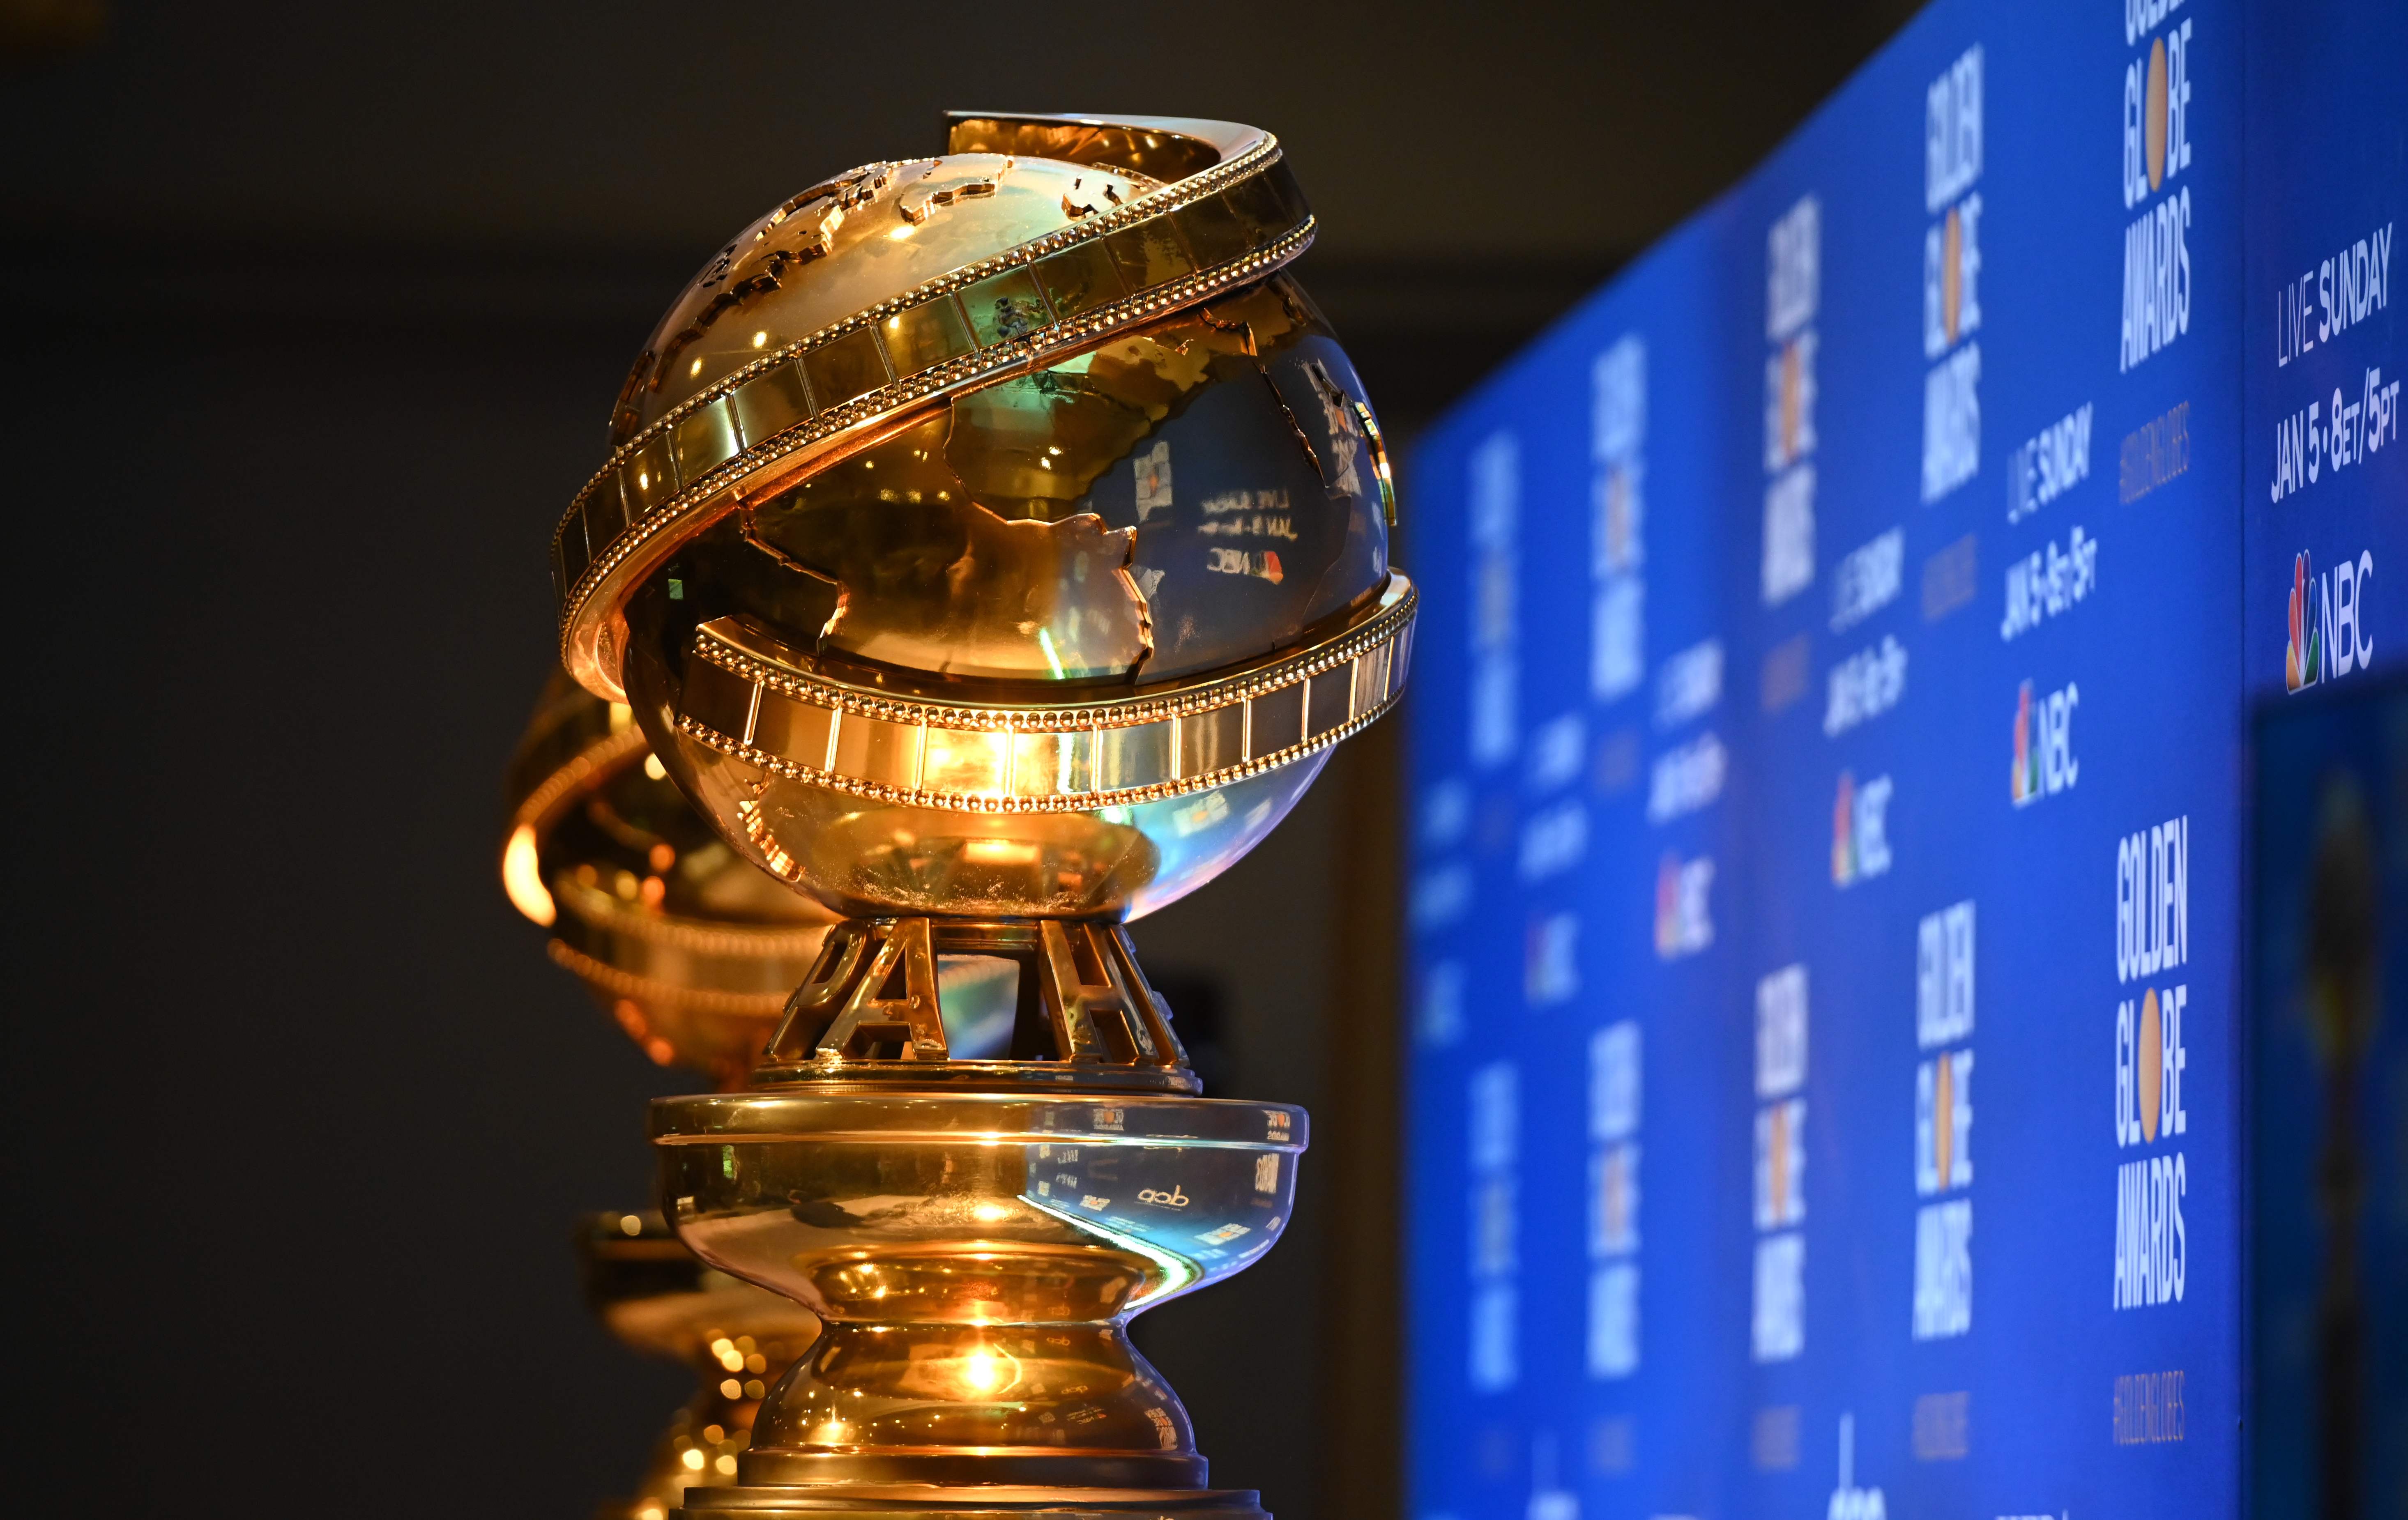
502,823 -> 555,926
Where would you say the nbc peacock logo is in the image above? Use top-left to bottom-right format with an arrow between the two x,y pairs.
1831,771 -> 1856,884
1655,853 -> 1681,957
2011,678 -> 2079,805
2287,551 -> 2321,691
1655,851 -> 1713,959
2010,681 -> 2037,803
1831,770 -> 1894,884
2284,546 -> 2375,693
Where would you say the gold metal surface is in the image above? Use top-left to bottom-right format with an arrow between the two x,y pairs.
578,110 -> 1406,929
516,113 -> 1408,1520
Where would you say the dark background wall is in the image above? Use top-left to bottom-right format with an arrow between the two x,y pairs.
0,3 -> 1915,1515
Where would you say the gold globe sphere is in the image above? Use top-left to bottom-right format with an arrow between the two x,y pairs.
555,114 -> 1413,923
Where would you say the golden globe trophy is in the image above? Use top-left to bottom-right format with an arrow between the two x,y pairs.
543,113 -> 1413,1520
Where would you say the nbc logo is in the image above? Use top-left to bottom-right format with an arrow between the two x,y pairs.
2285,549 -> 2375,692
1526,913 -> 1579,1006
1655,852 -> 1714,960
1832,771 -> 1894,885
2010,680 -> 2079,806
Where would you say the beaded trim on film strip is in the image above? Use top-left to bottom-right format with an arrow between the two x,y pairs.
673,575 -> 1417,815
555,138 -> 1315,672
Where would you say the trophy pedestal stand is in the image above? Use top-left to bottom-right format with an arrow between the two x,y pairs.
650,918 -> 1303,1520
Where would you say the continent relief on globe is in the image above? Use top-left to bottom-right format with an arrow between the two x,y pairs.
693,278 -> 1387,688
609,154 -> 1168,440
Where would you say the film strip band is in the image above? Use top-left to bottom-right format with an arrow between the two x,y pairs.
675,573 -> 1417,814
555,131 -> 1315,697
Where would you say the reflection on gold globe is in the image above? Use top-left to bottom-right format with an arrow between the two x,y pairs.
503,669 -> 838,1084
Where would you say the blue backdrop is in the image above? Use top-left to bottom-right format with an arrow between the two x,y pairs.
1400,0 -> 2403,1515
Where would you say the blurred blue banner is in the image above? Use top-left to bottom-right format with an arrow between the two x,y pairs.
1401,0 -> 2403,1514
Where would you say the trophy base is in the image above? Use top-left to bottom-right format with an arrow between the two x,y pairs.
676,1486 -> 1267,1520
